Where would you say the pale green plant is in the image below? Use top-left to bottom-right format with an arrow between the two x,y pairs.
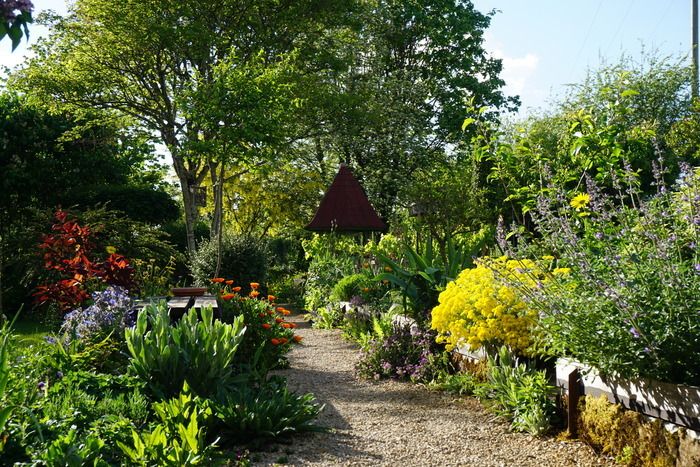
125,303 -> 245,399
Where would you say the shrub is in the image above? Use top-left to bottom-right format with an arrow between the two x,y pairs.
302,234 -> 358,313
500,165 -> 700,384
474,347 -> 556,436
118,385 -> 216,466
60,286 -> 134,347
331,273 -> 374,302
211,377 -> 323,443
125,303 -> 245,399
356,323 -> 447,383
431,258 -> 541,356
190,235 -> 268,290
214,288 -> 296,379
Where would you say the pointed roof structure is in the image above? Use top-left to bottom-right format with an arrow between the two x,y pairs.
306,164 -> 387,232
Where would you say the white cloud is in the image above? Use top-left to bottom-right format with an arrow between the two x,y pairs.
491,48 -> 539,97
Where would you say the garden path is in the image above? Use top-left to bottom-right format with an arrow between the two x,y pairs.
258,311 -> 613,467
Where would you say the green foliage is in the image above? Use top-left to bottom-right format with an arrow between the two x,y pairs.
375,237 -> 482,322
504,168 -> 700,385
428,372 -> 478,396
211,377 -> 323,443
331,273 -> 373,302
125,303 -> 245,399
190,235 -> 269,288
474,347 -> 556,436
217,296 -> 295,379
308,0 -> 515,220
0,2 -> 32,51
42,428 -> 108,467
133,257 -> 177,298
302,235 -> 357,313
118,385 -> 216,466
0,315 -> 15,453
475,54 -> 696,222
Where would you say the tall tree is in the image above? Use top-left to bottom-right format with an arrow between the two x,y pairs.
12,0 -> 356,255
309,0 -> 516,220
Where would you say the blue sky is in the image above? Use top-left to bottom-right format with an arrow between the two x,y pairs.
472,0 -> 691,115
1,0 -> 693,118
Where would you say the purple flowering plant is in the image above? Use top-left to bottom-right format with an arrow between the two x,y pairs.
356,322 -> 447,383
497,161 -> 700,385
60,286 -> 134,347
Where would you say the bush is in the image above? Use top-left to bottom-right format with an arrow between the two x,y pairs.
356,322 -> 448,383
474,347 -> 556,436
60,286 -> 134,347
500,165 -> 700,384
211,377 -> 323,443
430,257 -> 542,356
190,235 -> 269,290
215,291 -> 297,379
331,273 -> 374,302
118,385 -> 216,466
125,303 -> 245,399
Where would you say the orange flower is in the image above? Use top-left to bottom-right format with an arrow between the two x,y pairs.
225,280 -> 234,285
275,317 -> 284,323
267,295 -> 276,301
250,290 -> 260,298
262,323 -> 271,330
211,277 -> 225,283
221,293 -> 235,301
232,286 -> 242,292
275,306 -> 286,312
250,282 -> 260,290
278,337 -> 288,345
293,335 -> 303,343
361,287 -> 370,293
270,338 -> 280,345
258,313 -> 266,318
282,322 -> 297,329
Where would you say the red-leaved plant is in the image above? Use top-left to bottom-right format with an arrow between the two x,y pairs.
34,209 -> 136,312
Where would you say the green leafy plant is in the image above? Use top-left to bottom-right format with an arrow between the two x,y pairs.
190,235 -> 269,288
375,237 -> 480,322
428,372 -> 478,396
474,347 -> 556,436
117,385 -> 216,466
0,314 -> 15,452
212,377 -> 323,443
42,428 -> 108,467
125,303 -> 245,399
331,273 -> 373,302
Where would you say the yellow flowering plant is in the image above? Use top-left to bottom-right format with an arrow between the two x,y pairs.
431,257 -> 544,356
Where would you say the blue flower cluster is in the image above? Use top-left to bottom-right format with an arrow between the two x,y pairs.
60,286 -> 134,345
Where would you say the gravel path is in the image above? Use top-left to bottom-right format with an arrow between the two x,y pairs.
256,312 -> 613,467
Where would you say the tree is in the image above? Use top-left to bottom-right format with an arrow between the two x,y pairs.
475,54 -> 697,223
12,0 -> 357,255
0,0 -> 32,50
308,0 -> 516,220
0,92 -> 176,313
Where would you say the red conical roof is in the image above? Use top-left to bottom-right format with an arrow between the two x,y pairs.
306,164 -> 387,232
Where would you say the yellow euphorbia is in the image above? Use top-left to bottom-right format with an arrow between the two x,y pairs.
431,257 -> 541,355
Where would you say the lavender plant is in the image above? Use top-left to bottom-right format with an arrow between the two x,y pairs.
60,286 -> 134,346
500,163 -> 700,385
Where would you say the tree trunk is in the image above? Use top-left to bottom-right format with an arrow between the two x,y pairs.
210,160 -> 226,278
